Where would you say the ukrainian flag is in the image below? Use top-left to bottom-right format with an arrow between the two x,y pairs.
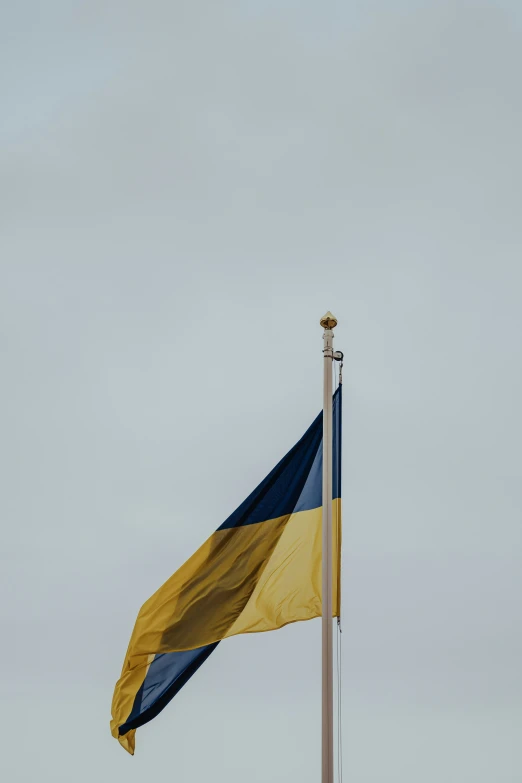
111,387 -> 342,754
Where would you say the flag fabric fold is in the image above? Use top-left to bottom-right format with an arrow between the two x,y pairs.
111,387 -> 342,754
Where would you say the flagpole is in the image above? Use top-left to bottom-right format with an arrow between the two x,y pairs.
321,311 -> 337,783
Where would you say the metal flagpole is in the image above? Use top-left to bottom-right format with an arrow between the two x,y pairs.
321,311 -> 337,783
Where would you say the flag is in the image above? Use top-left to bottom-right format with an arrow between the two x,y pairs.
111,387 -> 342,753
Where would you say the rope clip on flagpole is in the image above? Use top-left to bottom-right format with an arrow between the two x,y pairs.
333,351 -> 343,385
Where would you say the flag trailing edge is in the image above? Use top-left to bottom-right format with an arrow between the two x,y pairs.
111,387 -> 342,754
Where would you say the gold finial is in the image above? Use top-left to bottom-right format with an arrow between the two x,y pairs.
320,311 -> 338,329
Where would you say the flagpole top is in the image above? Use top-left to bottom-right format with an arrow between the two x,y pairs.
320,311 -> 338,330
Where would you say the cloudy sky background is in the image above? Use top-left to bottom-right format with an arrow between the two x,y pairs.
1,1 -> 521,781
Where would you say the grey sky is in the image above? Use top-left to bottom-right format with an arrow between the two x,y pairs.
1,1 -> 521,781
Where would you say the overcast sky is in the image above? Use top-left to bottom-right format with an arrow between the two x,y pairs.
1,1 -> 521,781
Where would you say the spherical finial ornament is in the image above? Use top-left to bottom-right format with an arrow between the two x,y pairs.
320,311 -> 338,329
